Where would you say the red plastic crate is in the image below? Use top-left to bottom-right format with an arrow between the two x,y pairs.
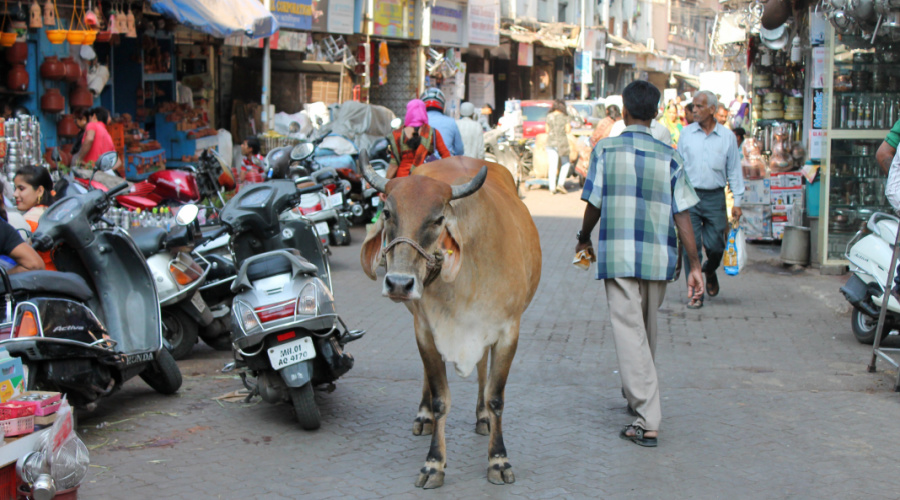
0,462 -> 15,500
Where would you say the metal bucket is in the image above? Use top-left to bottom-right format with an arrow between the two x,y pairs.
780,225 -> 810,266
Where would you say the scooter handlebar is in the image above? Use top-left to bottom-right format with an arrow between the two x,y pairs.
196,225 -> 228,246
108,182 -> 130,197
32,233 -> 53,252
295,184 -> 326,196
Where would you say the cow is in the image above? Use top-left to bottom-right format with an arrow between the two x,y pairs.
360,156 -> 542,488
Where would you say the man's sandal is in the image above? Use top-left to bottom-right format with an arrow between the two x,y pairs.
619,425 -> 658,447
686,297 -> 703,309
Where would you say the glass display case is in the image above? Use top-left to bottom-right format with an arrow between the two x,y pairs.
818,29 -> 900,265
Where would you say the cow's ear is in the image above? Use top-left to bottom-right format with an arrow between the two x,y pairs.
360,217 -> 384,280
440,218 -> 462,283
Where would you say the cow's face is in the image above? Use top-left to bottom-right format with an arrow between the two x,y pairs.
361,176 -> 464,302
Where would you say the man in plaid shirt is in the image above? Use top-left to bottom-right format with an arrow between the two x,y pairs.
575,81 -> 704,447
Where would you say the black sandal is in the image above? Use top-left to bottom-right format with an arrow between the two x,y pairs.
706,271 -> 719,297
619,425 -> 658,447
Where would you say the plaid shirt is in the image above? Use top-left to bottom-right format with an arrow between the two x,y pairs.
581,125 -> 699,281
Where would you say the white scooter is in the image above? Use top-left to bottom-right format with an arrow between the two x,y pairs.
841,212 -> 900,343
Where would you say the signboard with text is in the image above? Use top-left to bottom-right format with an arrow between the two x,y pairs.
468,0 -> 499,46
374,0 -> 415,38
431,0 -> 465,47
272,0 -> 312,30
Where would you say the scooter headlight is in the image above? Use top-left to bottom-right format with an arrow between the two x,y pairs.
235,301 -> 260,332
296,283 -> 317,315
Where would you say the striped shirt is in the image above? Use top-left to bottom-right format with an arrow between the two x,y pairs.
582,125 -> 699,281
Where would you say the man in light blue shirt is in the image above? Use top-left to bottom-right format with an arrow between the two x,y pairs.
676,90 -> 745,309
421,88 -> 464,157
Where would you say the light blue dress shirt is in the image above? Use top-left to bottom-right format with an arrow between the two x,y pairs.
676,122 -> 745,207
427,110 -> 464,156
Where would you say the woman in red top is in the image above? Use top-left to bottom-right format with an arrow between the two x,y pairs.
385,99 -> 451,179
71,107 -> 121,171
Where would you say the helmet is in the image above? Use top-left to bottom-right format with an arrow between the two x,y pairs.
420,88 -> 445,111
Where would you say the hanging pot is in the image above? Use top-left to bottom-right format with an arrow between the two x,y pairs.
61,56 -> 80,82
42,0 -> 54,25
7,63 -> 28,91
761,0 -> 791,29
5,41 -> 27,63
40,87 -> 64,113
40,55 -> 64,79
29,0 -> 41,28
57,113 -> 78,137
95,29 -> 110,42
70,84 -> 92,108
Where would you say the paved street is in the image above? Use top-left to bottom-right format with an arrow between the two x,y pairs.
76,184 -> 900,499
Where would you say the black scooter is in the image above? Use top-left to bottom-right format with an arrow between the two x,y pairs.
0,152 -> 182,410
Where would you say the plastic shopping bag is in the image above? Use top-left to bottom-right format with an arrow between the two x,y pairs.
723,223 -> 745,276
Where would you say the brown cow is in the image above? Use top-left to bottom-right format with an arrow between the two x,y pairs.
360,157 -> 541,488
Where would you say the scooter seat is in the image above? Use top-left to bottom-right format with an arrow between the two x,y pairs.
6,271 -> 94,302
130,227 -> 168,258
232,250 -> 318,292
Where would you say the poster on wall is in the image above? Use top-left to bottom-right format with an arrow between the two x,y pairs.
309,0 -> 354,33
586,29 -> 607,60
431,0 -> 465,47
468,74 -> 495,109
272,0 -> 313,30
468,0 -> 499,46
517,43 -> 533,67
574,51 -> 592,84
374,0 -> 415,38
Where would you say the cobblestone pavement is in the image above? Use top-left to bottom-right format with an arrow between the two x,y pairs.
75,183 -> 900,499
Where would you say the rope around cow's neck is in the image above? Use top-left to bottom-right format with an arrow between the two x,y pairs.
379,237 -> 444,286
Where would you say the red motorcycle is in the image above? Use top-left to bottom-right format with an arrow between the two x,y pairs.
114,149 -> 234,211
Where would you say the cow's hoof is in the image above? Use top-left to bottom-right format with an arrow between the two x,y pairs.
475,418 -> 490,435
487,461 -> 515,485
413,417 -> 434,436
415,468 -> 444,489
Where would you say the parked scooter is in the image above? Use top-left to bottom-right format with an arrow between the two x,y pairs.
130,208 -> 214,359
841,212 -> 900,343
214,180 -> 364,429
0,152 -> 182,410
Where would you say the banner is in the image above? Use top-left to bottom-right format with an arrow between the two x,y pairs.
272,0 -> 312,30
574,51 -> 592,84
468,73 -> 495,109
517,43 -> 533,67
431,0 -> 464,47
374,0 -> 415,38
309,0 -> 354,33
468,0 -> 499,46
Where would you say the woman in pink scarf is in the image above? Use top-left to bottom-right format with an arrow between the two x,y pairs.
386,99 -> 451,179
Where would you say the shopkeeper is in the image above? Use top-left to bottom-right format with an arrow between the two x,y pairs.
877,117 -> 900,174
70,107 -> 121,172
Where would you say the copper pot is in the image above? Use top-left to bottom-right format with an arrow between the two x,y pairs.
40,87 -> 64,113
7,64 -> 28,91
5,42 -> 27,64
40,55 -> 64,80
57,114 -> 79,137
761,0 -> 790,30
70,84 -> 92,109
61,56 -> 80,82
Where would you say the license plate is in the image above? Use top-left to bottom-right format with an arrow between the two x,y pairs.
267,336 -> 316,369
315,222 -> 330,235
328,192 -> 343,207
190,292 -> 207,313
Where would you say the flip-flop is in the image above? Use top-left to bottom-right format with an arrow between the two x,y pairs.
706,271 -> 719,297
619,425 -> 658,447
686,298 -> 703,309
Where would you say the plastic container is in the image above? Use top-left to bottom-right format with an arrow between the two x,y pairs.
0,414 -> 34,436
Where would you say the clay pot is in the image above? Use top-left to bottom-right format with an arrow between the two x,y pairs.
40,55 -> 64,80
61,56 -> 80,82
5,42 -> 27,64
57,114 -> 79,137
40,87 -> 64,113
70,84 -> 92,109
7,63 -> 28,91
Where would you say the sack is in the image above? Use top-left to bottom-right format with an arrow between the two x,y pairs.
723,224 -> 746,276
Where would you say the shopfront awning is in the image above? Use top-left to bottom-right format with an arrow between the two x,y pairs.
147,0 -> 278,39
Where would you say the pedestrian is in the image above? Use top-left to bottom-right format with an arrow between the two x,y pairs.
676,90 -> 745,309
385,99 -> 451,180
71,107 -> 118,170
590,104 -> 620,148
478,103 -> 494,132
13,165 -> 56,270
659,103 -> 683,145
684,103 -> 695,125
609,112 -> 673,146
576,80 -> 703,447
420,88 -> 464,156
238,136 -> 264,183
715,103 -> 730,127
733,127 -> 746,148
68,110 -> 88,162
544,99 -> 571,194
455,102 -> 484,159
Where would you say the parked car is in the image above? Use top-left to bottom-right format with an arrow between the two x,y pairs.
520,100 -> 586,139
566,99 -> 606,131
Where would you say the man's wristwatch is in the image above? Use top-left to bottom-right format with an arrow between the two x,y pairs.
576,230 -> 591,244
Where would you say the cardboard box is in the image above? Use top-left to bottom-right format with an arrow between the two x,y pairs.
740,204 -> 772,239
0,353 -> 24,404
771,172 -> 803,188
744,179 -> 771,205
771,187 -> 803,206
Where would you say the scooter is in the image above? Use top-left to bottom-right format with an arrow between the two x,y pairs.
214,180 -> 364,430
0,152 -> 182,410
841,212 -> 900,344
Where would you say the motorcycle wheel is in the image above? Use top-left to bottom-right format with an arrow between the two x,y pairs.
852,308 -> 878,344
139,349 -> 183,395
161,309 -> 199,360
289,384 -> 321,430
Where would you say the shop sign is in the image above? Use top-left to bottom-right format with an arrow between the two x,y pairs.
272,0 -> 313,31
517,43 -> 533,67
812,89 -> 826,129
809,130 -> 826,160
431,0 -> 465,47
374,0 -> 415,38
811,46 -> 825,89
585,29 -> 607,60
468,73 -> 495,109
574,51 -> 592,84
310,0 -> 355,34
225,30 -> 309,52
468,0 -> 499,47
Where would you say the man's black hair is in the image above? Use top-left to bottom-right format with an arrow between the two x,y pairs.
732,127 -> 746,138
685,103 -> 694,113
245,136 -> 261,155
622,81 -> 661,121
92,106 -> 110,124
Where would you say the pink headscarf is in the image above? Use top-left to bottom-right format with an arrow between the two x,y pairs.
404,99 -> 428,128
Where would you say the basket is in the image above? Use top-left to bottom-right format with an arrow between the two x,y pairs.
258,134 -> 300,155
0,415 -> 34,436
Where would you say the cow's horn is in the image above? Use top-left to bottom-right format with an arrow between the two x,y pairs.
450,166 -> 488,200
361,160 -> 389,194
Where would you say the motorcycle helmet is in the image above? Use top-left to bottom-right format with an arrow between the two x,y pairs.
420,88 -> 445,112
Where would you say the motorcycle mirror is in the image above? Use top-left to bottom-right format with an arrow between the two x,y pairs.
390,118 -> 402,130
97,151 -> 118,172
175,204 -> 200,226
290,142 -> 315,161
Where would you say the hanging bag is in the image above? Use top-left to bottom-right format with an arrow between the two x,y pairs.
723,220 -> 746,276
